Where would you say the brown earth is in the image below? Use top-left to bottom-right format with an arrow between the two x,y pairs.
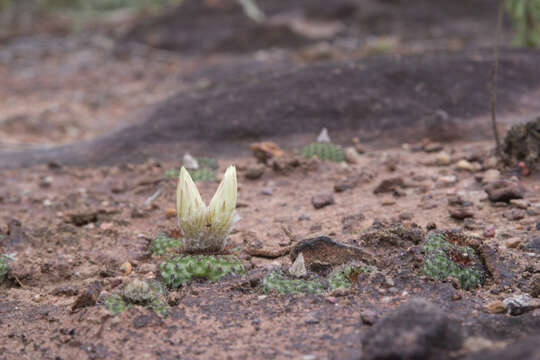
1,1 -> 540,359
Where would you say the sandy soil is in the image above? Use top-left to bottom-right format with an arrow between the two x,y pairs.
0,1 -> 539,359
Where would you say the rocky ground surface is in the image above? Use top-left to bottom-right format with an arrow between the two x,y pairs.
1,139 -> 539,359
0,1 -> 540,359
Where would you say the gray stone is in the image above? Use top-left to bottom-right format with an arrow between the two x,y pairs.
361,298 -> 463,360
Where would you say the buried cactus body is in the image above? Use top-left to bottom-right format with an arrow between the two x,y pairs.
159,255 -> 245,288
300,143 -> 345,162
165,156 -> 218,180
262,265 -> 369,294
104,279 -> 169,316
151,233 -> 182,256
422,231 -> 486,290
177,166 -> 237,252
0,257 -> 8,282
0,253 -> 15,282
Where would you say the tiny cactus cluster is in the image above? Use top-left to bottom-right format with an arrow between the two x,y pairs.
262,271 -> 326,293
187,168 -> 216,182
165,156 -> 218,181
104,279 -> 169,317
0,256 -> 8,282
300,142 -> 345,162
159,255 -> 245,288
262,265 -> 368,294
151,233 -> 182,256
0,253 -> 16,282
422,231 -> 486,290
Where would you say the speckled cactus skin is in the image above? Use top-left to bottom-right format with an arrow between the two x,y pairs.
262,265 -> 368,294
187,168 -> 216,182
300,143 -> 345,162
164,157 -> 218,180
105,294 -> 127,315
151,233 -> 182,256
262,271 -> 326,294
0,256 -> 8,282
159,255 -> 245,288
422,231 -> 485,290
195,157 -> 218,170
104,279 -> 169,317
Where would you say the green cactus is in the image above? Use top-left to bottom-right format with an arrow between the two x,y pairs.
422,231 -> 485,290
164,156 -> 218,181
105,293 -> 128,315
151,233 -> 182,256
0,257 -> 8,283
187,168 -> 216,182
262,271 -> 326,294
195,157 -> 219,170
262,265 -> 369,294
506,0 -> 540,47
104,279 -> 169,317
159,255 -> 245,288
0,253 -> 16,283
300,142 -> 346,162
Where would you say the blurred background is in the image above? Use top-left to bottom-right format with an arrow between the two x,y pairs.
0,0 -> 537,151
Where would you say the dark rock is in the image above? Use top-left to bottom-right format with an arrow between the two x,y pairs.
529,274 -> 540,298
479,244 -> 513,287
244,166 -> 264,180
133,314 -> 154,329
485,181 -> 525,203
483,225 -> 496,238
290,236 -> 376,273
536,220 -> 540,230
334,180 -> 356,193
2,219 -> 26,249
360,223 -> 425,248
463,336 -> 540,360
71,281 -> 103,312
503,209 -> 526,221
399,212 -> 414,221
360,309 -> 378,325
426,222 -> 437,231
362,298 -> 463,360
447,195 -> 464,206
52,285 -> 80,297
342,213 -> 365,233
449,207 -> 474,220
374,177 -> 406,194
311,194 -> 335,209
525,236 -> 540,254
334,173 -> 371,193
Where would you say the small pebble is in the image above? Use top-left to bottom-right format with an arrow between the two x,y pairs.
505,238 -> 522,249
436,152 -> 451,166
120,262 -> 133,276
311,194 -> 335,209
165,208 -> 176,218
483,225 -> 496,238
456,159 -> 474,171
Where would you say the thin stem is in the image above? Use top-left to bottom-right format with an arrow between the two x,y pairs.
490,0 -> 504,157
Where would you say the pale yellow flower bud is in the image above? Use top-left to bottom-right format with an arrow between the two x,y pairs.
176,166 -> 238,252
